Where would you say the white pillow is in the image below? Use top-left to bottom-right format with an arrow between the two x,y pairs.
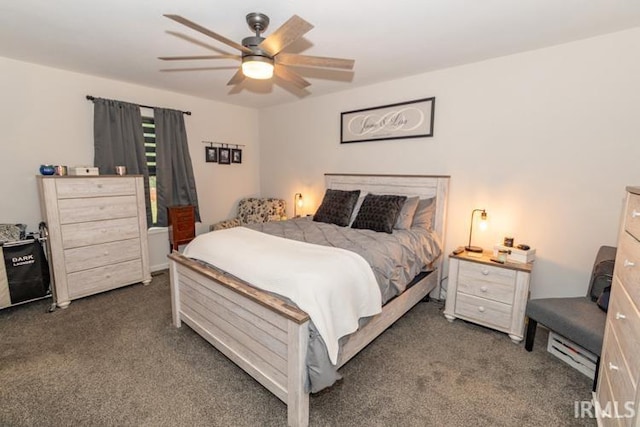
394,196 -> 420,230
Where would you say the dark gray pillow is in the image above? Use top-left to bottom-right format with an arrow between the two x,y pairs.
313,189 -> 361,227
351,194 -> 407,233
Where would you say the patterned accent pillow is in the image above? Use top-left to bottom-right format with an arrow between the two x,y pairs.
411,197 -> 436,229
313,189 -> 361,227
352,194 -> 407,234
394,196 -> 420,230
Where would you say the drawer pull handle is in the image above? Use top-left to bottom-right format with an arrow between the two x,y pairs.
624,259 -> 635,268
478,306 -> 485,313
632,210 -> 640,218
616,312 -> 626,320
480,286 -> 488,292
481,269 -> 489,276
609,362 -> 619,371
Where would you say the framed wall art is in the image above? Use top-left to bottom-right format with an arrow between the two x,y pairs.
340,97 -> 435,144
205,146 -> 218,163
219,147 -> 231,165
231,148 -> 242,164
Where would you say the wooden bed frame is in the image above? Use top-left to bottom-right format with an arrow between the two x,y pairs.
168,174 -> 449,426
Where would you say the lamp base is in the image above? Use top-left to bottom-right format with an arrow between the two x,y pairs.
465,245 -> 484,253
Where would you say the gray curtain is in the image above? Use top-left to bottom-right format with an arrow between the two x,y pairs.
93,98 -> 152,224
154,107 -> 200,226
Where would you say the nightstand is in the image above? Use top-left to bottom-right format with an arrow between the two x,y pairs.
444,251 -> 533,343
167,205 -> 196,251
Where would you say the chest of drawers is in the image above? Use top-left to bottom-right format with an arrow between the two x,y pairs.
596,187 -> 640,426
168,205 -> 196,251
444,252 -> 533,343
37,176 -> 151,308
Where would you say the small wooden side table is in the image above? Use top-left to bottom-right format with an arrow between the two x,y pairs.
167,205 -> 196,251
444,251 -> 534,343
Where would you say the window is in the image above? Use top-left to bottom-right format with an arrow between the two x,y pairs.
142,116 -> 158,225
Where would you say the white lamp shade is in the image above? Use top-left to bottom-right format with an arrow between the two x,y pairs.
242,56 -> 274,80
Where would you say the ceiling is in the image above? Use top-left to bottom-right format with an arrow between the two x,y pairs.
1,0 -> 639,109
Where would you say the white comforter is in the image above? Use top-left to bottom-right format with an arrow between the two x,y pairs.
183,227 -> 382,364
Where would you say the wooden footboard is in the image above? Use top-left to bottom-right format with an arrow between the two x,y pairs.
169,252 -> 437,426
168,253 -> 310,426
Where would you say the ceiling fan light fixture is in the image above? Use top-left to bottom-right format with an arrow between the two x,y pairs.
241,55 -> 274,80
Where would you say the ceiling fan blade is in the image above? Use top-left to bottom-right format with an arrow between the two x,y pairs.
166,31 -> 236,55
276,53 -> 354,70
274,65 -> 311,89
226,68 -> 246,86
164,14 -> 253,55
259,15 -> 314,57
158,55 -> 240,61
160,66 -> 239,72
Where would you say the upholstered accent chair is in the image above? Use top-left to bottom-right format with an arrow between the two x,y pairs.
524,245 -> 616,391
210,198 -> 287,231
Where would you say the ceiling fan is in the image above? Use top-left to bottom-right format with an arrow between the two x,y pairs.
159,13 -> 355,89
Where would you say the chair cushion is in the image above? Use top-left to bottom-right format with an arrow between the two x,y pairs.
526,296 -> 606,355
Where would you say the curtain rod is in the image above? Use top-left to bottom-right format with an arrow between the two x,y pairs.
85,95 -> 192,115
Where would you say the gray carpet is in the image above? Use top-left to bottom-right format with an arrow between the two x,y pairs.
1,270 -> 596,426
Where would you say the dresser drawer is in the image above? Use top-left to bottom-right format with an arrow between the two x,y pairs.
58,196 -> 138,224
67,259 -> 143,299
61,217 -> 140,249
608,276 -> 640,385
457,261 -> 516,304
55,177 -> 137,199
615,231 -> 640,304
625,193 -> 640,241
64,238 -> 142,273
596,369 -> 625,427
454,293 -> 512,331
601,325 -> 636,425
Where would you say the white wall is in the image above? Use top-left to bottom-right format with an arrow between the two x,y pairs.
258,28 -> 640,299
0,56 -> 260,270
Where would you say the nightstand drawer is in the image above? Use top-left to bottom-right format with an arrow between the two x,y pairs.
454,293 -> 512,331
457,262 -> 516,304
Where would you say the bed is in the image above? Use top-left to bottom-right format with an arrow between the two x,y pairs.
167,173 -> 449,426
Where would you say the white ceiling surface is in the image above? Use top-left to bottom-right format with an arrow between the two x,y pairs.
1,1 -> 640,109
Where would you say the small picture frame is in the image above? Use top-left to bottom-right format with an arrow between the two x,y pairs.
219,147 -> 231,165
231,148 -> 242,164
205,147 -> 218,163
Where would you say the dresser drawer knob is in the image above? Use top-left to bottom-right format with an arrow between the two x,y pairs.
480,286 -> 488,293
481,269 -> 489,276
632,209 -> 640,218
478,306 -> 485,313
616,312 -> 626,320
624,259 -> 635,268
609,362 -> 619,371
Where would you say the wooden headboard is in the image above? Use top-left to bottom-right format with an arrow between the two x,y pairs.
324,173 -> 450,298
